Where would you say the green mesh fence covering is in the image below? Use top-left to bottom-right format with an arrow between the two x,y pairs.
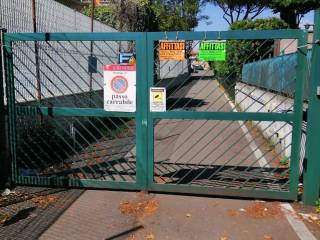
242,51 -> 311,100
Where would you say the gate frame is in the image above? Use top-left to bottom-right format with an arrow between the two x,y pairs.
3,29 -> 308,201
2,32 -> 149,191
146,30 -> 308,201
0,28 -> 10,188
303,9 -> 320,205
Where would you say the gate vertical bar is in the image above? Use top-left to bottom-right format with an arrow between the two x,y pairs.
303,9 -> 320,205
3,36 -> 17,185
0,28 -> 10,188
146,33 -> 154,189
89,0 -> 95,104
290,30 -> 307,197
136,33 -> 148,189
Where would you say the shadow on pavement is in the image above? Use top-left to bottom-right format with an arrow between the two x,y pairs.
105,225 -> 144,240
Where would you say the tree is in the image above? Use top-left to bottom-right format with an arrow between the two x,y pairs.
209,0 -> 268,25
82,0 -> 155,32
82,5 -> 117,27
212,18 -> 288,97
152,0 -> 208,31
82,0 -> 206,32
209,0 -> 320,28
268,0 -> 320,29
108,0 -> 159,32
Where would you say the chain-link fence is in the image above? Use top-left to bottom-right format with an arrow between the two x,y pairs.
0,0 -> 189,103
0,0 -> 116,32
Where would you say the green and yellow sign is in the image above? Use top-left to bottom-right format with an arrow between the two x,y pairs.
199,41 -> 226,61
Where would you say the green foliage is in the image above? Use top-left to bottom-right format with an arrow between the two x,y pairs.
82,5 -> 116,27
210,0 -> 268,24
210,0 -> 320,28
230,18 -> 289,30
82,0 -> 205,32
212,18 -> 287,98
212,61 -> 228,78
315,198 -> 320,213
82,1 -> 154,31
213,0 -> 263,5
269,0 -> 320,14
268,0 -> 320,28
152,0 -> 207,31
280,156 -> 290,166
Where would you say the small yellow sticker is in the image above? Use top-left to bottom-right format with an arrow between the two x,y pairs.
150,87 -> 166,112
153,92 -> 163,102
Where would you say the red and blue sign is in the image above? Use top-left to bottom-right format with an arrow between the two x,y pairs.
104,64 -> 136,112
110,76 -> 128,94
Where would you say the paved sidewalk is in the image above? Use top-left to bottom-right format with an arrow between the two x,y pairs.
39,190 -> 318,240
155,78 -> 275,167
0,187 -> 83,240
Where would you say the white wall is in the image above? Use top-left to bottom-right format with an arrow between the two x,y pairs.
235,82 -> 306,174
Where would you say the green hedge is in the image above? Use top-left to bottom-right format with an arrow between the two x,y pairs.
211,18 -> 288,98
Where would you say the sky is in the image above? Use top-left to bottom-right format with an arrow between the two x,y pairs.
195,3 -> 315,32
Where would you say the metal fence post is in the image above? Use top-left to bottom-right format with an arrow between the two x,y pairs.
32,0 -> 41,103
303,9 -> 320,205
0,28 -> 10,188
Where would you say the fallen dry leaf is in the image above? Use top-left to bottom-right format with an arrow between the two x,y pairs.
119,194 -> 159,219
0,213 -> 11,225
298,212 -> 320,225
0,191 -> 34,206
145,233 -> 155,240
219,237 -> 228,240
126,234 -> 136,240
32,195 -> 59,208
219,231 -> 229,240
264,235 -> 273,240
244,202 -> 282,219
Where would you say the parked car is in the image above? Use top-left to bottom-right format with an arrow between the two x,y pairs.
191,59 -> 205,72
193,62 -> 204,70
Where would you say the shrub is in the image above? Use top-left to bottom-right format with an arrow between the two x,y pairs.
212,18 -> 288,98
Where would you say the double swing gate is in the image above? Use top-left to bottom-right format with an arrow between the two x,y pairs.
1,30 -> 308,200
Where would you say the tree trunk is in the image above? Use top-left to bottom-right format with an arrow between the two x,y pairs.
280,9 -> 298,29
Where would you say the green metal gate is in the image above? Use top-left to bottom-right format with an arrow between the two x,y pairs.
2,30 -> 308,201
146,31 -> 307,201
2,32 -> 148,191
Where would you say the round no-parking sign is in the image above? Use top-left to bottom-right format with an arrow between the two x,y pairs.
103,64 -> 136,112
110,76 -> 128,94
